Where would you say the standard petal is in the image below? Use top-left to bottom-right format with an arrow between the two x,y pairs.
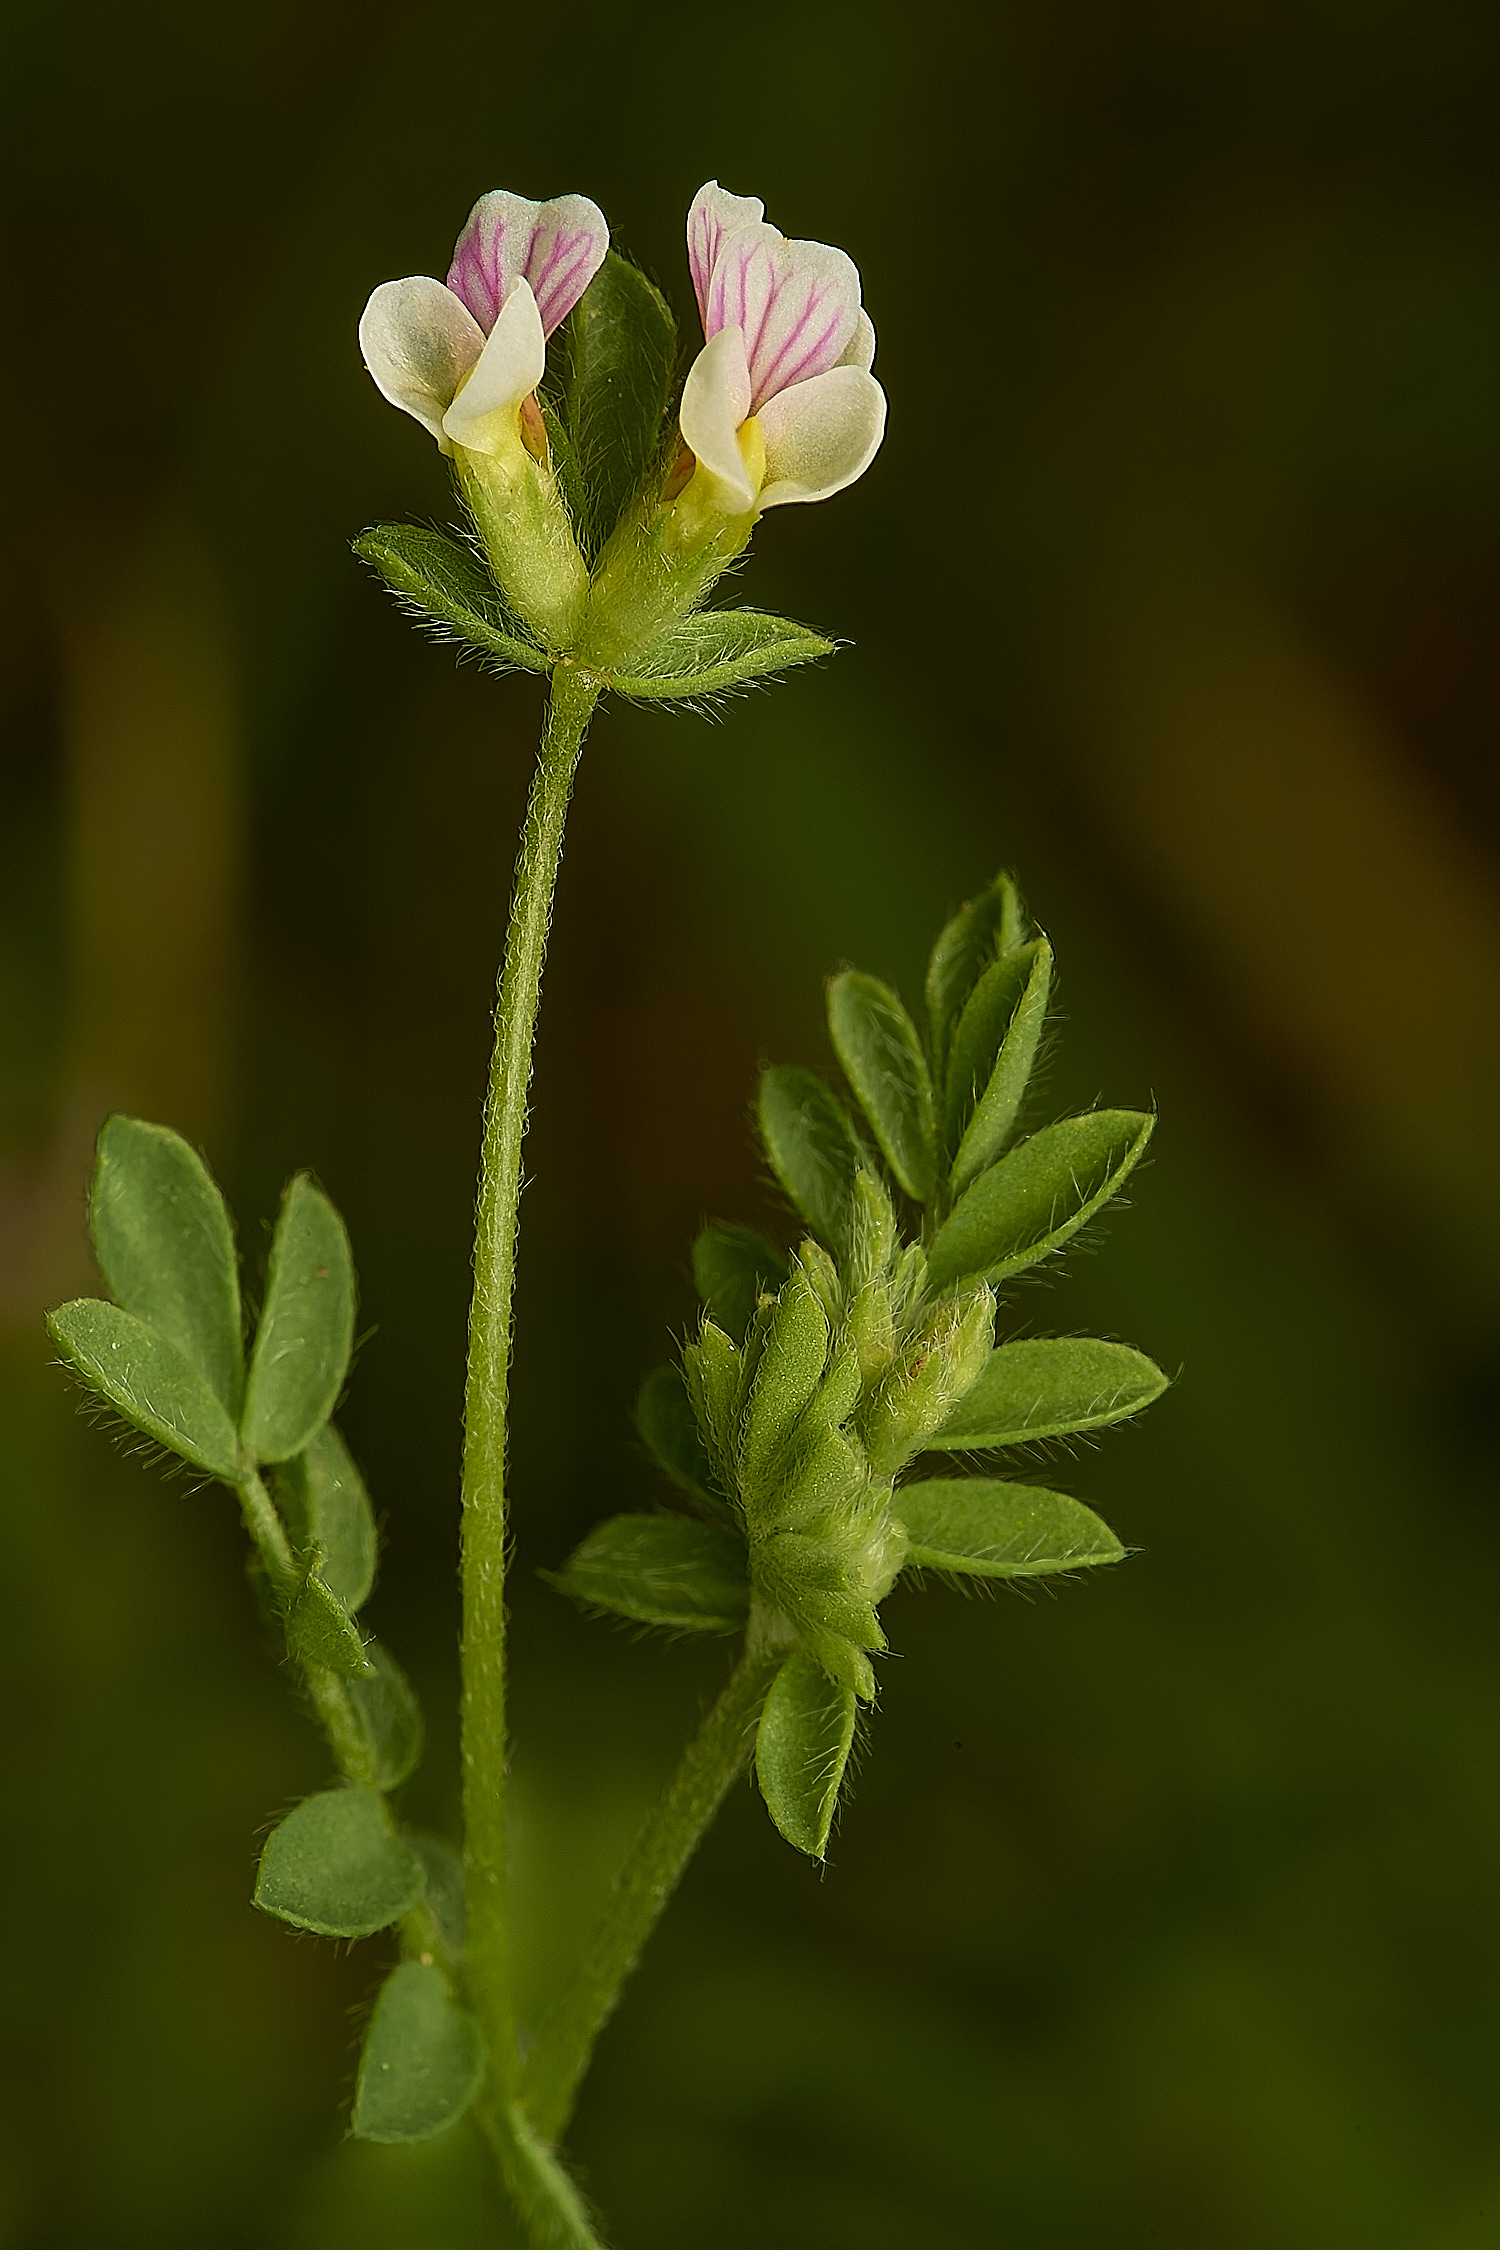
756,367 -> 887,508
359,277 -> 485,442
679,325 -> 756,510
839,310 -> 876,373
447,189 -> 607,338
687,180 -> 765,326
441,279 -> 547,455
704,225 -> 863,413
521,193 -> 610,337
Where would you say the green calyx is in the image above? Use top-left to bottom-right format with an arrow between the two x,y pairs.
548,872 -> 1168,1860
355,250 -> 833,703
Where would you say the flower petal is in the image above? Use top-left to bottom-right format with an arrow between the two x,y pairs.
704,224 -> 863,413
839,311 -> 876,373
441,280 -> 547,455
447,189 -> 608,339
359,278 -> 485,443
686,180 -> 765,326
756,367 -> 887,508
679,325 -> 755,510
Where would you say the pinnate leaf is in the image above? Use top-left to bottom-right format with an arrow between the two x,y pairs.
353,525 -> 549,673
606,610 -> 834,700
926,874 -> 1027,1081
827,972 -> 937,1201
925,1337 -> 1168,1451
47,1299 -> 241,1481
353,1962 -> 485,2145
899,1478 -> 1124,1576
945,942 -> 1052,1188
563,252 -> 678,553
241,1176 -> 356,1464
89,1115 -> 243,1416
757,1066 -> 867,1248
253,1786 -> 424,1937
692,1222 -> 787,1341
276,1422 -> 377,1612
927,1111 -> 1154,1292
544,1515 -> 750,1633
756,1651 -> 857,1860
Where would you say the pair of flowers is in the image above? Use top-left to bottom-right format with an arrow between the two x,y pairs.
360,181 -> 885,519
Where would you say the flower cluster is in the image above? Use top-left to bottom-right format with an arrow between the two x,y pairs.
548,875 -> 1165,1857
358,180 -> 886,670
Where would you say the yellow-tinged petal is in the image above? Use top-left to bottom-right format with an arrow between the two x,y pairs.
440,279 -> 547,457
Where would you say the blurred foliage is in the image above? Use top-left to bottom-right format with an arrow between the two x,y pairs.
1,0 -> 1498,2244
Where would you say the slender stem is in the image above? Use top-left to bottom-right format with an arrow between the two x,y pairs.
479,2102 -> 605,2250
523,1641 -> 783,2142
461,666 -> 600,2115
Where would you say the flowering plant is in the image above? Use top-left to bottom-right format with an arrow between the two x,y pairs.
45,178 -> 1161,2247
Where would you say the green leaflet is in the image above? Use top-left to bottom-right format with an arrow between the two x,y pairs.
352,1962 -> 486,2145
276,1421 -> 377,1612
757,1065 -> 868,1248
345,1643 -> 425,1789
945,941 -> 1053,1190
927,1111 -> 1155,1292
605,610 -> 835,700
47,1298 -> 242,1481
898,1478 -> 1124,1577
692,1221 -> 788,1341
562,251 -> 678,554
543,1515 -> 750,1633
635,1364 -> 716,1500
285,1565 -> 368,1678
755,1651 -> 857,1860
88,1115 -> 243,1417
925,874 -> 1027,1084
253,1786 -> 424,1937
827,972 -> 937,1202
925,1338 -> 1169,1450
241,1176 -> 356,1464
352,525 -> 549,673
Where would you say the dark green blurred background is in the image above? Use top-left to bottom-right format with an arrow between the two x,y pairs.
3,3 -> 1498,2243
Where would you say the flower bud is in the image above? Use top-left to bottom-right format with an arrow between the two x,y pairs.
454,446 -> 589,652
861,1288 -> 996,1477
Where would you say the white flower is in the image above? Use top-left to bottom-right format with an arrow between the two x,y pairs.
678,182 -> 886,513
358,190 -> 608,457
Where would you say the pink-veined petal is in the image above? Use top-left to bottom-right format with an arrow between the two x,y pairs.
441,279 -> 547,455
704,225 -> 863,413
686,180 -> 765,326
839,310 -> 876,373
359,277 -> 485,443
756,367 -> 887,508
447,189 -> 607,338
679,325 -> 756,511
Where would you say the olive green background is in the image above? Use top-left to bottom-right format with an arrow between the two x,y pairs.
2,3 -> 1498,2243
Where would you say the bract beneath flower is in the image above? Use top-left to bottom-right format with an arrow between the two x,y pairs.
678,182 -> 886,514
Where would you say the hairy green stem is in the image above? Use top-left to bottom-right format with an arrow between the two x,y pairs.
523,1641 -> 783,2143
480,2102 -> 605,2250
460,667 -> 600,2130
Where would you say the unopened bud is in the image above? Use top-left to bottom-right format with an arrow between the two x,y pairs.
861,1288 -> 995,1476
